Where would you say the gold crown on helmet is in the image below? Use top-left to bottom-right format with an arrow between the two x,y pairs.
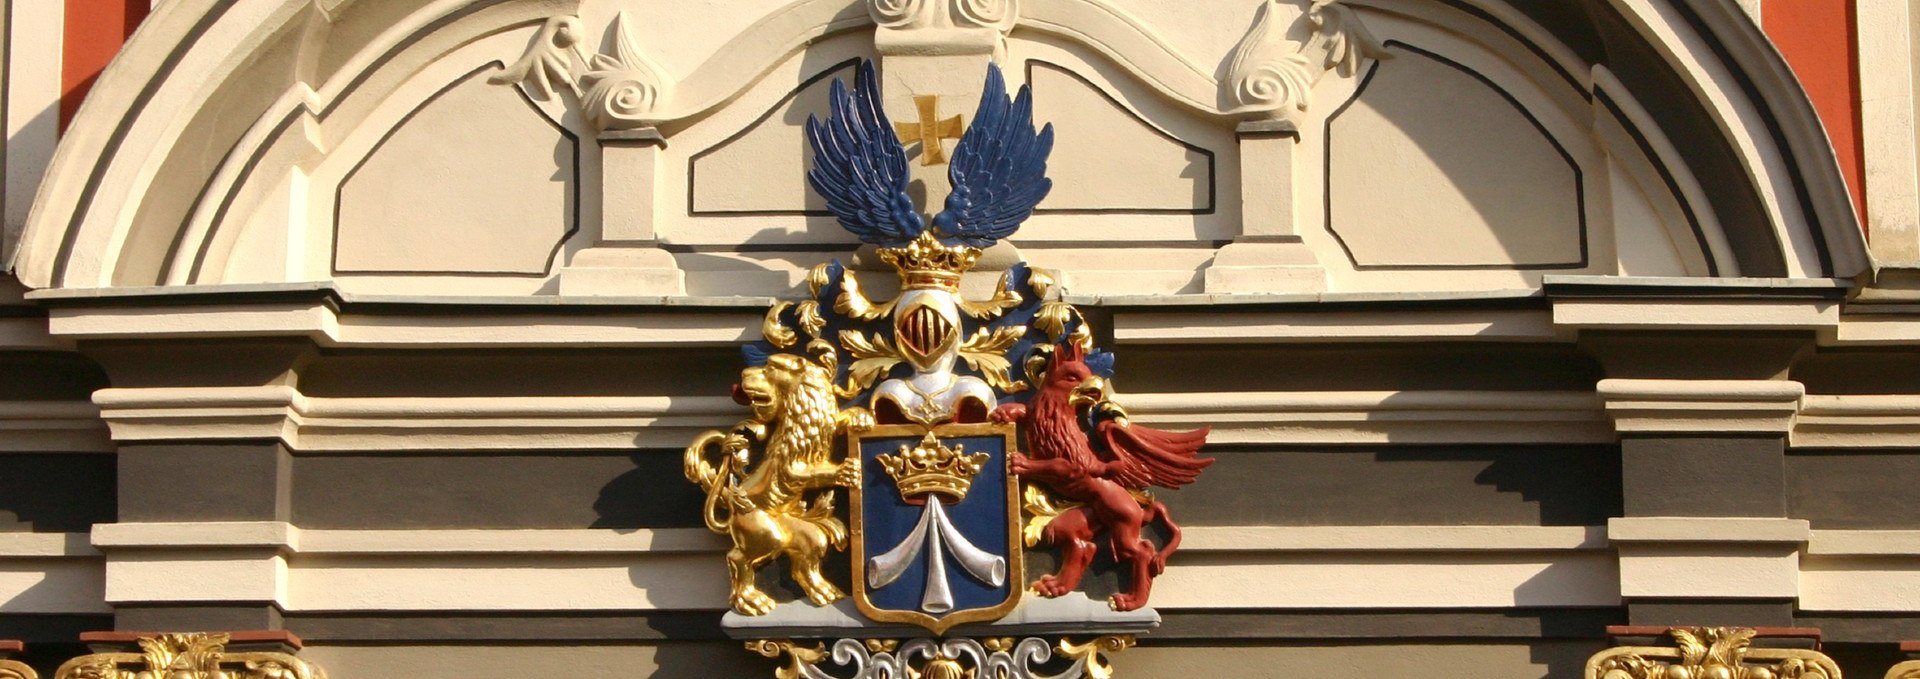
879,232 -> 982,292
875,432 -> 991,501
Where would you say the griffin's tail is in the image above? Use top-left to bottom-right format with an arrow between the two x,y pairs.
683,430 -> 735,534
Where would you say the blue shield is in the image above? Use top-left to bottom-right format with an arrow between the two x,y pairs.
851,422 -> 1022,633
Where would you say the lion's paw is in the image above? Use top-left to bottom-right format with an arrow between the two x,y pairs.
733,588 -> 777,616
844,407 -> 876,433
835,458 -> 862,487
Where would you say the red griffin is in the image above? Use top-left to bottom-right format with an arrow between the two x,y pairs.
989,340 -> 1214,611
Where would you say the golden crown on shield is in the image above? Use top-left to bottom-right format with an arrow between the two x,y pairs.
875,432 -> 991,501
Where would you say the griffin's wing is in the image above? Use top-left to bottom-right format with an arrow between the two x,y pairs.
937,64 -> 1054,248
1097,420 -> 1214,490
805,61 -> 925,246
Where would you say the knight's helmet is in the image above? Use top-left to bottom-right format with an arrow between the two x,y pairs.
880,233 -> 980,373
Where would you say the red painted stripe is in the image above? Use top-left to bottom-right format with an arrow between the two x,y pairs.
1762,0 -> 1866,233
60,0 -> 150,132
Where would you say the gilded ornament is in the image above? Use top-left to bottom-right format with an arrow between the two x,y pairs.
0,658 -> 35,679
684,341 -> 876,615
703,58 -> 1200,665
895,96 -> 966,166
875,432 -> 991,501
752,636 -> 1132,679
52,633 -> 324,679
1585,628 -> 1840,679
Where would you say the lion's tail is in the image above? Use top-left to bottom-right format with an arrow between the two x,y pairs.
801,491 -> 848,550
683,430 -> 734,534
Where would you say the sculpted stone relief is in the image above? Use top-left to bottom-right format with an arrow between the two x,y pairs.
491,12 -> 674,131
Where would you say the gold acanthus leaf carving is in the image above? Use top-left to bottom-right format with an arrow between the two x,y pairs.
834,269 -> 896,322
764,301 -> 798,348
746,640 -> 826,679
796,300 -> 828,338
958,326 -> 1028,393
1033,302 -> 1092,350
766,300 -> 831,349
839,329 -> 904,397
1058,636 -> 1135,679
53,632 -> 326,679
1586,627 -> 1840,679
959,271 -> 1024,320
1021,483 -> 1082,548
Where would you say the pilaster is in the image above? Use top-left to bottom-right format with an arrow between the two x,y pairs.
1205,121 -> 1326,294
91,522 -> 293,632
559,128 -> 685,296
1595,373 -> 1807,627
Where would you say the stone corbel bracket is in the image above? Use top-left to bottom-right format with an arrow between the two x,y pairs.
1584,627 -> 1839,679
54,632 -> 327,679
491,11 -> 674,132
869,0 -> 1019,57
749,636 -> 1132,679
1222,0 -> 1390,122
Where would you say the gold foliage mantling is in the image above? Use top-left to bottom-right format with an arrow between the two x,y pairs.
1586,628 -> 1840,679
54,633 -> 325,679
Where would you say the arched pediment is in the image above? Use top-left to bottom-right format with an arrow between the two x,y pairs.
7,0 -> 1869,297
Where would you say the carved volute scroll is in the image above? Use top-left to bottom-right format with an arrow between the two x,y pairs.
492,11 -> 673,130
1585,628 -> 1841,679
53,633 -> 326,679
1222,0 -> 1389,122
869,0 -> 1019,57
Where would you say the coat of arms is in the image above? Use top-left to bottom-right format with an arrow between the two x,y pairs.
682,60 -> 1214,678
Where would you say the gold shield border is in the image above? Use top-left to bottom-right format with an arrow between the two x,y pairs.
849,422 -> 1024,634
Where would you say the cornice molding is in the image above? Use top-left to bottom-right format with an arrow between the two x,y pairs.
1597,378 -> 1804,434
90,386 -> 1612,450
0,400 -> 112,453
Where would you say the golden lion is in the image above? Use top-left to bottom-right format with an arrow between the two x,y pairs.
684,340 -> 874,615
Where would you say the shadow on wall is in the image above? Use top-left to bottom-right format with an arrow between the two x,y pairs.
591,451 -> 708,530
650,641 -> 772,679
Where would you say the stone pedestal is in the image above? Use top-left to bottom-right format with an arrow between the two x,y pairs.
558,247 -> 685,296
560,127 -> 685,296
1205,120 -> 1325,294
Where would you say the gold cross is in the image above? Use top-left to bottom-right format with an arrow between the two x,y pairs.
894,95 -> 965,166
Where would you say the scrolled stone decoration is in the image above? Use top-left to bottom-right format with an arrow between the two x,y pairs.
53,633 -> 326,679
1222,0 -> 1389,122
868,0 -> 932,29
580,12 -> 673,131
491,16 -> 587,100
1584,628 -> 1841,679
867,0 -> 1018,56
749,636 -> 1133,679
0,660 -> 36,679
492,12 -> 673,131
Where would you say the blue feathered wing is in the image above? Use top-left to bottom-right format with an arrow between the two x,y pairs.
805,61 -> 925,246
933,64 -> 1055,248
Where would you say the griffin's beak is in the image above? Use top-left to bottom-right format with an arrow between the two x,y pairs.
1069,376 -> 1109,409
